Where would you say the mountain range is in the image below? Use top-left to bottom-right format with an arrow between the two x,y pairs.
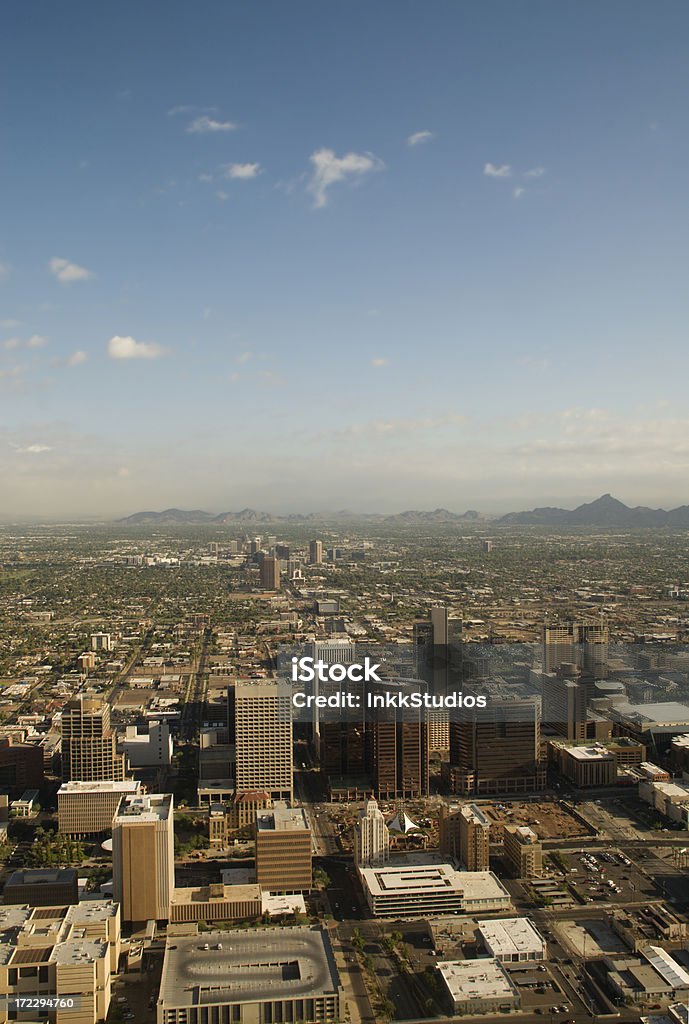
497,493 -> 689,527
116,495 -> 689,528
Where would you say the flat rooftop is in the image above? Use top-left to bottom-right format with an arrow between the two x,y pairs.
159,927 -> 341,1008
114,793 -> 172,822
58,780 -> 140,794
613,703 -> 689,727
461,871 -> 511,904
478,917 -> 546,957
6,868 -> 77,887
360,863 -> 464,897
438,958 -> 518,1001
256,804 -> 309,832
171,884 -> 260,906
565,745 -> 615,760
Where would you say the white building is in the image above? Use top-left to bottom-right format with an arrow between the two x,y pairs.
90,632 -> 113,652
437,958 -> 521,1015
121,719 -> 172,767
355,798 -> 390,867
478,917 -> 547,962
357,862 -> 511,917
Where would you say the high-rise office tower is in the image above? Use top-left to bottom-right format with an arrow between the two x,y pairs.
112,793 -> 174,924
439,802 -> 490,869
255,803 -> 312,894
60,695 -> 126,782
355,798 -> 390,867
542,671 -> 589,740
309,540 -> 323,565
307,640 -> 363,778
413,606 -> 462,751
366,680 -> 429,799
447,696 -> 545,795
259,554 -> 280,590
233,681 -> 293,801
543,618 -> 608,679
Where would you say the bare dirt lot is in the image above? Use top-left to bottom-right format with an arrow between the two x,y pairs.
482,799 -> 589,840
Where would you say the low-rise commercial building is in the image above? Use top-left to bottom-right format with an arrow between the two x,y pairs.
437,958 -> 521,1015
3,868 -> 78,907
606,946 -> 689,1004
358,862 -> 511,917
640,779 -> 689,828
478,917 -> 546,962
550,742 -> 617,787
169,884 -> 261,924
157,926 -> 344,1024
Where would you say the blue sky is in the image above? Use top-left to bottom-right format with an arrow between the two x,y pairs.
1,1 -> 688,516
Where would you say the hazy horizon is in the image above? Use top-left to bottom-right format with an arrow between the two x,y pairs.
2,1 -> 688,517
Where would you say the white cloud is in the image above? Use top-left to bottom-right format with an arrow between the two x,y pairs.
14,444 -> 52,455
107,335 -> 167,360
186,115 -> 236,134
216,190 -> 229,202
49,257 -> 93,284
525,166 -> 545,178
225,162 -> 261,179
0,366 -> 21,380
27,334 -> 48,349
407,130 -> 434,147
307,148 -> 384,209
2,337 -> 20,351
67,350 -> 88,367
513,186 -> 526,199
483,162 -> 512,179
0,262 -> 11,279
237,350 -> 254,364
371,357 -> 389,368
0,319 -> 20,329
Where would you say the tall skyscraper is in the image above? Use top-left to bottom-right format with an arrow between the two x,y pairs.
413,606 -> 462,751
355,798 -> 390,867
233,681 -> 293,801
259,554 -> 280,590
61,695 -> 126,782
543,618 -> 608,678
112,792 -> 174,924
309,539 -> 323,564
542,671 -> 589,740
447,696 -> 545,796
366,680 -> 429,799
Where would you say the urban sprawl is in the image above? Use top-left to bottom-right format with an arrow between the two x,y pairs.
2,520 -> 689,1024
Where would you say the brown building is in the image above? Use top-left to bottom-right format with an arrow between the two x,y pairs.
440,803 -> 491,870
0,737 -> 45,794
3,868 -> 79,907
447,698 -> 545,796
255,803 -> 312,894
169,883 -> 261,924
503,825 -> 543,878
549,742 -> 616,787
308,540 -> 323,564
366,680 -> 430,799
259,554 -> 280,590
112,793 -> 174,924
60,695 -> 126,782
208,792 -> 272,847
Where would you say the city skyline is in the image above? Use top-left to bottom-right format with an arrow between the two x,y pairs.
2,1 -> 688,515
